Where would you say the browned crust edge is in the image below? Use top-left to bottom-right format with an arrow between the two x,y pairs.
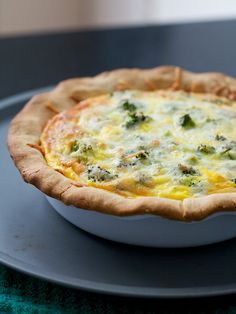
7,66 -> 236,221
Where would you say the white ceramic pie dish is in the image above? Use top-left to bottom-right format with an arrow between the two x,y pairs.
46,196 -> 236,248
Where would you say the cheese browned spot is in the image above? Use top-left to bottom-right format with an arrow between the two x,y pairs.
40,90 -> 236,199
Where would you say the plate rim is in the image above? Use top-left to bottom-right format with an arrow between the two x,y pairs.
2,251 -> 236,299
2,88 -> 236,298
0,86 -> 54,110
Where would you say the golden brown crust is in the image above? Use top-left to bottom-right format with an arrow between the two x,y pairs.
7,66 -> 236,221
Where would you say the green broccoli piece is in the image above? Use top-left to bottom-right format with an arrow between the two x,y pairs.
71,139 -> 80,152
179,114 -> 196,129
125,112 -> 150,128
178,163 -> 199,176
121,100 -> 137,112
135,151 -> 149,160
197,144 -> 215,154
87,165 -> 117,182
215,134 -> 226,141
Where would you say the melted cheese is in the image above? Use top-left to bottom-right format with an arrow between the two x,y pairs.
40,90 -> 236,199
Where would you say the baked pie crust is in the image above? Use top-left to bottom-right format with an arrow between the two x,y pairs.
8,66 -> 236,221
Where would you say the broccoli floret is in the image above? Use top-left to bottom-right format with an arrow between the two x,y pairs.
87,165 -> 118,182
125,112 -> 150,128
135,150 -> 149,160
197,144 -> 215,154
179,114 -> 196,129
71,140 -> 93,153
70,140 -> 93,162
80,144 -> 93,153
121,100 -> 137,112
71,139 -> 80,152
215,134 -> 226,141
178,163 -> 199,176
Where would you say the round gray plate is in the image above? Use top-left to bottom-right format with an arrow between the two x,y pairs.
1,88 -> 236,298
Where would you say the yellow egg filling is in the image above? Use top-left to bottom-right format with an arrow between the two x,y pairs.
41,90 -> 236,199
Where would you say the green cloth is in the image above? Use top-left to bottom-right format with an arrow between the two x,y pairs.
0,264 -> 236,314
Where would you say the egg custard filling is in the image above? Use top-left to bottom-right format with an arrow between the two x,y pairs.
40,90 -> 236,200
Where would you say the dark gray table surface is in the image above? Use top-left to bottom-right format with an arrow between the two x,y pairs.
1,19 -> 236,313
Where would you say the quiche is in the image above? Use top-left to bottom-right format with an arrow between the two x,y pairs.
8,66 -> 236,221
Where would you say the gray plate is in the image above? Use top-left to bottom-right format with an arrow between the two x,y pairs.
1,88 -> 236,298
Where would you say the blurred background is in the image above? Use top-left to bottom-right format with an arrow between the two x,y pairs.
1,0 -> 236,99
1,0 -> 236,36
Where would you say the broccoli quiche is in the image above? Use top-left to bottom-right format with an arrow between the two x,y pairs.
8,66 -> 236,221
